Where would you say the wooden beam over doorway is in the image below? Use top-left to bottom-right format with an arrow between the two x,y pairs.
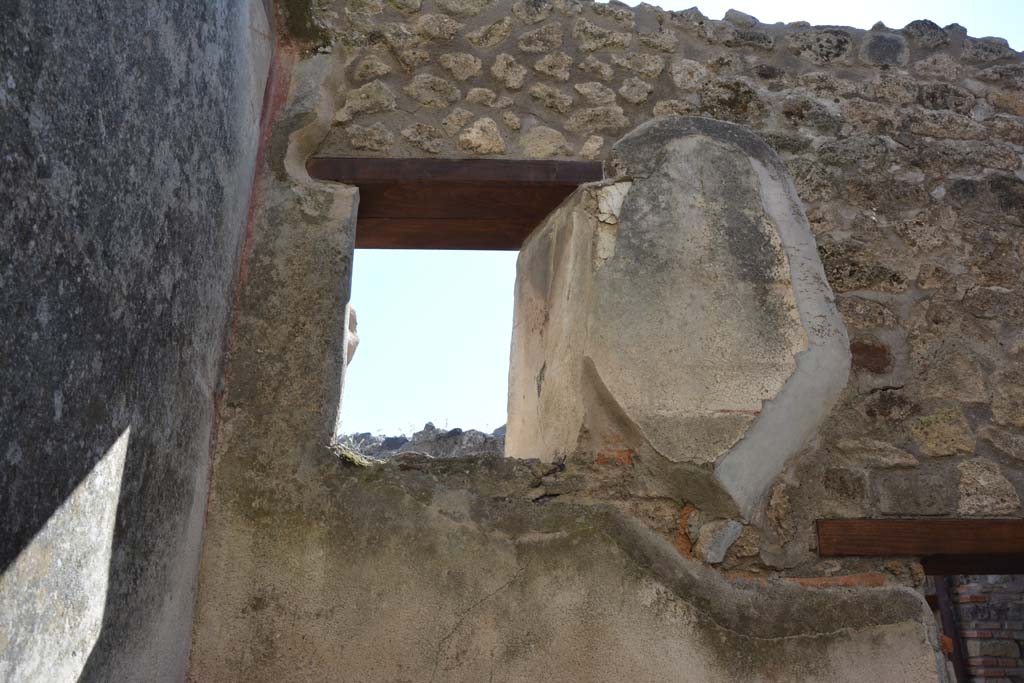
306,157 -> 605,250
816,519 -> 1024,574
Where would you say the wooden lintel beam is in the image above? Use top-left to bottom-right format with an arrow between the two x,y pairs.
306,157 -> 605,185
305,157 -> 605,250
817,519 -> 1024,569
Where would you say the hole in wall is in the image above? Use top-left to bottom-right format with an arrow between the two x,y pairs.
339,248 -> 517,456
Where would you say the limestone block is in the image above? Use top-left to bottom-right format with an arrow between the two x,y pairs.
466,16 -> 512,47
573,18 -> 631,52
517,23 -> 563,53
401,123 -> 444,152
492,53 -> 527,90
534,52 -> 573,81
958,458 -> 1021,515
507,117 -> 850,518
458,117 -> 505,154
334,80 -> 396,123
618,77 -> 652,104
529,83 -> 573,113
439,52 -> 482,80
403,73 -> 460,107
575,81 -> 616,104
787,29 -> 853,64
520,126 -> 572,158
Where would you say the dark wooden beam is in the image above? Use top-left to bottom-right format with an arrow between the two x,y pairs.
922,554 -> 1024,575
817,519 -> 1024,566
935,576 -> 968,683
306,157 -> 605,250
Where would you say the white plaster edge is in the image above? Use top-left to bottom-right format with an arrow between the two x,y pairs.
713,156 -> 851,520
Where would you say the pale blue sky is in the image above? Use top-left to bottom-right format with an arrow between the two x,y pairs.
341,1 -> 1023,436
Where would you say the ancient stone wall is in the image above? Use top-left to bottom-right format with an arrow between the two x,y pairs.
0,1 -> 273,680
186,1 -> 1023,680
300,0 -> 1024,573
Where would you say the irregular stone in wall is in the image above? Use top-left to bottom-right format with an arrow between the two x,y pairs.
987,114 -> 1024,145
913,53 -> 963,81
442,107 -> 475,135
906,109 -> 986,140
401,123 -> 444,152
958,459 -> 1021,515
873,469 -> 957,515
669,58 -> 711,89
963,37 -> 1017,62
694,520 -> 743,564
346,123 -> 394,151
335,80 -> 397,123
511,0 -> 551,24
458,117 -> 505,153
517,23 -> 563,53
507,117 -> 850,518
520,125 -> 573,158
977,63 -> 1024,89
491,53 -> 528,89
466,16 -> 512,47
618,77 -> 653,104
700,78 -> 766,122
466,87 -> 513,108
787,29 -> 853,64
388,0 -> 422,13
861,71 -> 919,104
721,26 -> 776,51
859,32 -> 909,66
836,439 -> 918,468
573,18 -> 631,52
592,2 -> 635,28
992,370 -> 1024,429
353,56 -> 393,82
412,14 -> 463,41
534,52 -> 573,81
981,425 -> 1024,461
901,19 -> 949,48
751,63 -> 784,80
437,0 -> 491,16
403,74 -> 461,107
781,95 -> 841,133
502,110 -> 521,130
837,297 -> 898,329
639,29 -> 679,53
575,81 -> 616,105
580,134 -> 603,158
349,0 -> 386,15
577,55 -> 615,81
910,407 -> 974,456
395,48 -> 431,69
611,53 -> 665,79
652,99 -> 699,117
800,71 -> 860,98
989,89 -> 1024,117
439,52 -> 482,80
529,83 -> 573,113
565,105 -> 629,133
918,82 -> 975,113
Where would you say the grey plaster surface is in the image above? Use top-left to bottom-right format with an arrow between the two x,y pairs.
0,1 -> 272,680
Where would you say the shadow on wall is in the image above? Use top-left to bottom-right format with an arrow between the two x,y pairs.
0,0 -> 274,680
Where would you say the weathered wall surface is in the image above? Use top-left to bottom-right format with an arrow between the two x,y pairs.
508,116 -> 850,520
189,33 -> 946,682
191,454 -> 944,683
297,0 -> 1024,575
0,1 -> 273,680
